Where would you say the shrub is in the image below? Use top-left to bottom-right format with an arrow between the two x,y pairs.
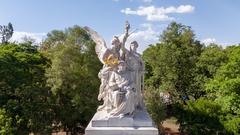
0,108 -> 14,135
173,98 -> 230,135
144,86 -> 167,131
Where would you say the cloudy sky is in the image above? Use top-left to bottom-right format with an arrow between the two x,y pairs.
1,0 -> 240,52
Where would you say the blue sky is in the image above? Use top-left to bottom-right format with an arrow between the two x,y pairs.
1,0 -> 240,52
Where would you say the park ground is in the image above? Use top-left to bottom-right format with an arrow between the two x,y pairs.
161,118 -> 182,135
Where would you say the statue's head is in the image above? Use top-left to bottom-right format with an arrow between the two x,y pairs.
118,61 -> 127,73
130,41 -> 138,52
111,36 -> 121,51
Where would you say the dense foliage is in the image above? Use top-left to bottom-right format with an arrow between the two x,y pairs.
144,86 -> 166,131
143,22 -> 203,99
173,99 -> 226,135
143,22 -> 240,135
43,25 -> 102,133
191,44 -> 227,98
0,25 -> 102,134
0,43 -> 52,134
0,108 -> 14,135
205,46 -> 240,134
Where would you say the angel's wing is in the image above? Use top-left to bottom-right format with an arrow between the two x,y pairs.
84,26 -> 111,64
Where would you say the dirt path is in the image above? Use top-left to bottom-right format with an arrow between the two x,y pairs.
161,118 -> 181,135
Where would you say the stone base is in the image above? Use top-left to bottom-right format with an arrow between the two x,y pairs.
85,123 -> 159,135
91,110 -> 154,127
85,110 -> 159,135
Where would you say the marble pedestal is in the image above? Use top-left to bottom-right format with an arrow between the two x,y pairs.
85,110 -> 159,135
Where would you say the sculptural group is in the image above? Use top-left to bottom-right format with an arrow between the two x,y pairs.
85,21 -> 145,118
85,21 -> 158,135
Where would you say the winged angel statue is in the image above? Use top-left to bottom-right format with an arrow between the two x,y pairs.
84,21 -> 145,118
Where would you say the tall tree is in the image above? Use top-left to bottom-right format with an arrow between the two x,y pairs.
205,45 -> 240,134
0,23 -> 14,44
42,25 -> 102,133
143,22 -> 203,100
0,43 -> 53,134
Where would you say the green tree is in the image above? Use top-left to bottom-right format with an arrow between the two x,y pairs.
143,22 -> 203,100
0,23 -> 14,44
206,45 -> 240,134
191,44 -> 227,98
43,25 -> 102,134
0,43 -> 53,134
41,30 -> 66,50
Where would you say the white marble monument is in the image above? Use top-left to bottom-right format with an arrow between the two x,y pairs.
84,21 -> 159,135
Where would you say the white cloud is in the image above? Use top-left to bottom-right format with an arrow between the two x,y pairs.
143,0 -> 152,3
201,38 -> 234,48
10,31 -> 46,44
121,5 -> 194,21
201,38 -> 217,45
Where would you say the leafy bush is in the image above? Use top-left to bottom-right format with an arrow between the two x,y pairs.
144,86 -> 166,131
173,98 -> 230,135
0,108 -> 14,135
